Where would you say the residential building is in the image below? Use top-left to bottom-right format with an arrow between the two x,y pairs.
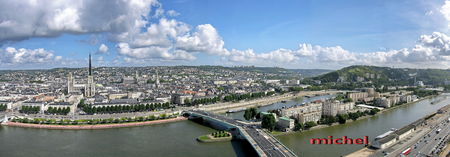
276,117 -> 295,132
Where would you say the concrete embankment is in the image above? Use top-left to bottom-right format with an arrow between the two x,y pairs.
1,117 -> 187,130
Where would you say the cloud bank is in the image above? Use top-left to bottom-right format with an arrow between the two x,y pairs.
2,0 -> 450,69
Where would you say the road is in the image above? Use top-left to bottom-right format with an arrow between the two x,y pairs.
383,111 -> 450,157
413,116 -> 450,156
244,127 -> 295,157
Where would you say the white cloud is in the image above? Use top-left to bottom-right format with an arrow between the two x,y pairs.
98,44 -> 109,54
119,18 -> 190,48
3,0 -> 450,69
167,10 -> 180,17
116,42 -> 195,61
0,0 -> 158,42
0,47 -> 61,64
441,0 -> 450,26
225,32 -> 450,69
116,19 -> 227,61
175,24 -> 229,55
227,48 -> 297,65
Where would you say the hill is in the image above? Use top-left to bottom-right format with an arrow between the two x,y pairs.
313,65 -> 450,85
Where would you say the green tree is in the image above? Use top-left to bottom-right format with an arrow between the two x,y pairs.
304,121 -> 317,129
243,107 -> 258,120
294,122 -> 304,131
337,114 -> 348,124
320,115 -> 336,125
261,114 -> 276,131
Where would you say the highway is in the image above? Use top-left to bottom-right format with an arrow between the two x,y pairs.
412,116 -> 450,157
383,111 -> 450,157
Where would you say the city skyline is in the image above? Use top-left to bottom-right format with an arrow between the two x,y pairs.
1,1 -> 450,157
2,0 -> 450,70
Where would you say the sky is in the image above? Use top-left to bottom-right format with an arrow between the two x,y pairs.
1,0 -> 450,70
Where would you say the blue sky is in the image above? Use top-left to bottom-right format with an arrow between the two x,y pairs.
1,0 -> 450,69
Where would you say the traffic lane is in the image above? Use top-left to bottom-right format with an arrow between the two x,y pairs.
246,129 -> 286,157
414,119 -> 450,155
421,122 -> 449,154
414,127 -> 440,155
429,124 -> 450,155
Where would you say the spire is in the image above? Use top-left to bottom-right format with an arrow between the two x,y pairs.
89,53 -> 92,76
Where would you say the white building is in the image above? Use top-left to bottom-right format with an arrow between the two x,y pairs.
375,97 -> 391,108
347,92 -> 369,102
277,117 -> 295,131
322,100 -> 340,116
281,102 -> 322,124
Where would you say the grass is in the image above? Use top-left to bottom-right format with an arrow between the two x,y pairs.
198,135 -> 211,141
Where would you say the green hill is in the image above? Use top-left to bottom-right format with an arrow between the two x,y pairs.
314,65 -> 450,85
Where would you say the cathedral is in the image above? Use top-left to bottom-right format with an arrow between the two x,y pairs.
67,54 -> 95,97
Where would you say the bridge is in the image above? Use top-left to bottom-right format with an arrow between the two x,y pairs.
183,110 -> 298,157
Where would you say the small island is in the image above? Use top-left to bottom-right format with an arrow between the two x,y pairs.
197,131 -> 232,143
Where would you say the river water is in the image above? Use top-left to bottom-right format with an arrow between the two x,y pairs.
0,94 -> 448,157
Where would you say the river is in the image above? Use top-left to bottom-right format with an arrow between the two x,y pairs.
0,94 -> 448,157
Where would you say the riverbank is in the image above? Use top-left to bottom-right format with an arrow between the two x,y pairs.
272,95 -> 436,137
204,90 -> 338,113
1,116 -> 187,130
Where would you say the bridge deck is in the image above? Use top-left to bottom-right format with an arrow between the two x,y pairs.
186,110 -> 298,157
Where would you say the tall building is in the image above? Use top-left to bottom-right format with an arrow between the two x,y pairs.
67,72 -> 74,93
85,54 -> 95,97
322,100 -> 339,116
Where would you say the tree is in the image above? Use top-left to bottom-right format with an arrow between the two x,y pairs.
320,115 -> 336,125
261,114 -> 276,131
348,112 -> 360,121
0,104 -> 7,111
294,122 -> 304,131
337,114 -> 348,124
304,121 -> 317,129
243,107 -> 258,121
369,108 -> 380,115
